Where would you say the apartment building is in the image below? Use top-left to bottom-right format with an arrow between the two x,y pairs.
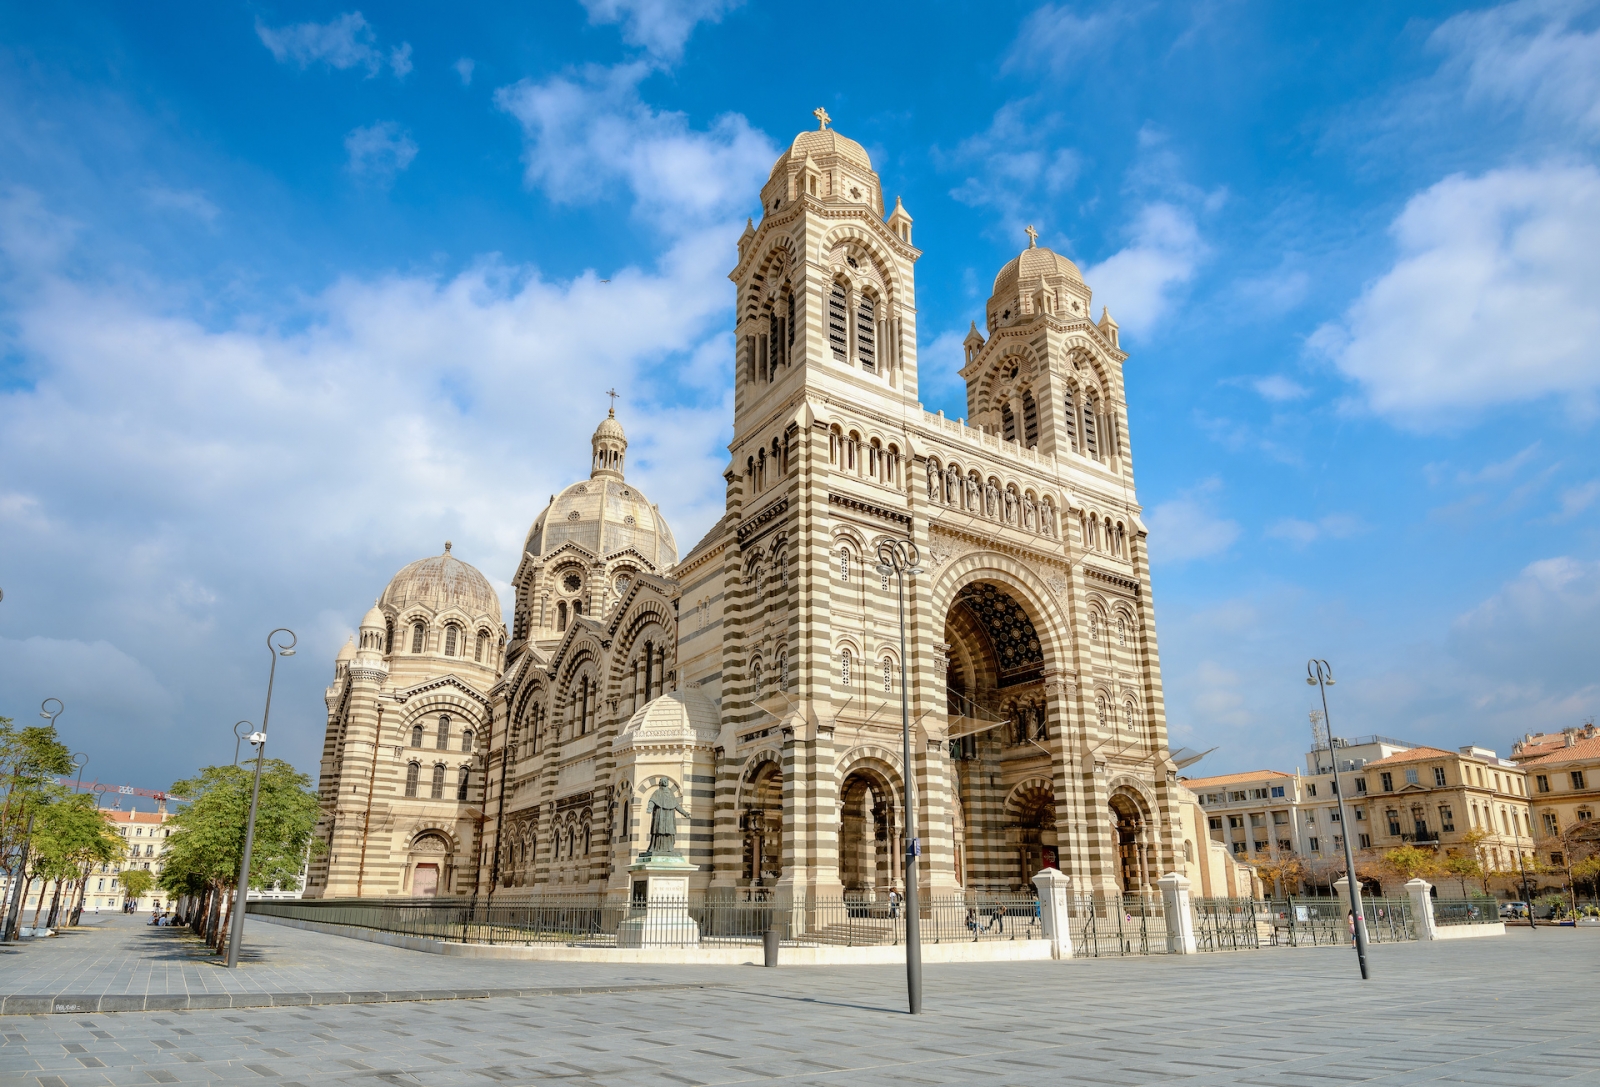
17,804 -> 174,920
1511,723 -> 1600,869
1357,745 -> 1532,870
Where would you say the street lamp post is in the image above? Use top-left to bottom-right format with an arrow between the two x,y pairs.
232,721 -> 255,766
1512,822 -> 1537,931
1307,660 -> 1370,980
875,538 -> 925,1016
226,628 -> 295,969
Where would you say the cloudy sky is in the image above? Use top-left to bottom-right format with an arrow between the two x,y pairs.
1,1 -> 1597,800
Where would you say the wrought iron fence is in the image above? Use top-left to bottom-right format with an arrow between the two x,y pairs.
1432,898 -> 1496,926
1193,897 -> 1263,951
1256,896 -> 1416,946
248,892 -> 1045,948
1071,894 -> 1170,956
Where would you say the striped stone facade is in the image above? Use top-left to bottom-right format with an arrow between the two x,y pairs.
309,117 -> 1183,903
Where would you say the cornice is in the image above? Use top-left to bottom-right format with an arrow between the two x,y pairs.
392,674 -> 494,712
927,521 -> 1068,571
1083,565 -> 1142,597
828,491 -> 910,528
737,496 -> 789,548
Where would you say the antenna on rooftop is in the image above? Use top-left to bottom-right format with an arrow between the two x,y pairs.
1309,710 -> 1329,756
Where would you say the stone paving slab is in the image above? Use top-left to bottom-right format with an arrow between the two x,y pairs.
2,919 -> 1597,1084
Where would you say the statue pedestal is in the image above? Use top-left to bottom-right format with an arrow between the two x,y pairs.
616,855 -> 701,949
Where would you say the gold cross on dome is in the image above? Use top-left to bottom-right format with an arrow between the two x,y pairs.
814,106 -> 831,130
1025,224 -> 1039,248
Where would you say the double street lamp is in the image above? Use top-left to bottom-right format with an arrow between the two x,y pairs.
875,538 -> 925,1016
226,628 -> 295,969
1307,659 -> 1370,980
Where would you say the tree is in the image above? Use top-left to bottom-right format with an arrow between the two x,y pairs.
118,867 -> 155,906
160,761 -> 321,949
1440,851 -> 1484,897
1247,852 -> 1307,898
1380,844 -> 1439,885
28,795 -> 121,926
1453,829 -> 1496,894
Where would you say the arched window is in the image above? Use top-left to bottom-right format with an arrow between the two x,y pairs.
385,620 -> 394,654
573,599 -> 583,617
778,650 -> 788,688
430,764 -> 446,800
1022,390 -> 1039,448
840,648 -> 852,686
829,425 -> 842,466
882,657 -> 893,692
839,547 -> 851,582
847,431 -> 859,471
405,762 -> 420,798
1124,700 -> 1137,734
444,624 -> 458,657
583,823 -> 592,855
857,294 -> 876,372
411,724 -> 424,748
1089,612 -> 1099,642
828,283 -> 849,360
1117,616 -> 1127,647
557,601 -> 568,632
1083,393 -> 1100,458
456,765 -> 469,801
751,657 -> 762,695
411,622 -> 426,653
780,551 -> 789,588
1001,403 -> 1016,443
1063,389 -> 1079,452
462,729 -> 474,753
475,631 -> 487,663
436,715 -> 450,749
1096,695 -> 1107,730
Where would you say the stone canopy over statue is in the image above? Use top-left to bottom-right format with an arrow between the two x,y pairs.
643,781 -> 686,859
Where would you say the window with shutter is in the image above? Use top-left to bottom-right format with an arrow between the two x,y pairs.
1002,403 -> 1016,442
857,295 -> 876,372
1022,390 -> 1039,448
1063,390 -> 1078,452
828,284 -> 848,360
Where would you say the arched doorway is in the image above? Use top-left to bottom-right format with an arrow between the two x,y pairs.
1108,790 -> 1152,895
740,760 -> 783,894
839,767 -> 897,900
942,577 -> 1050,890
408,832 -> 453,896
1007,780 -> 1057,889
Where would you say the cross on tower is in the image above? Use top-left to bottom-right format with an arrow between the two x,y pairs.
1024,224 -> 1039,248
606,387 -> 620,414
813,106 -> 831,130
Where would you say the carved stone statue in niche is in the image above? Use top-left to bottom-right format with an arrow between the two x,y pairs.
965,474 -> 980,509
1042,503 -> 1056,537
984,482 -> 998,518
1004,489 -> 1018,524
927,460 -> 941,501
1023,495 -> 1037,530
946,465 -> 960,505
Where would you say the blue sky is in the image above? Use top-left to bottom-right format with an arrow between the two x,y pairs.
1,0 -> 1598,801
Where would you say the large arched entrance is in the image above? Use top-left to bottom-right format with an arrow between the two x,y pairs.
942,577 -> 1051,890
407,832 -> 453,896
740,760 -> 783,894
838,766 -> 898,900
1108,789 -> 1153,895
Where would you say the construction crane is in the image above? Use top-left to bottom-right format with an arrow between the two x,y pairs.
57,778 -> 186,811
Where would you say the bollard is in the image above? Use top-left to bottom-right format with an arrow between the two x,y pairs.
763,926 -> 780,967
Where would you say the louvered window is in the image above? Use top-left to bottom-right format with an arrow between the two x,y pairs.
857,296 -> 876,373
1083,396 -> 1099,458
787,291 -> 796,348
1002,404 -> 1016,443
828,284 -> 848,360
1063,390 -> 1078,452
1022,391 -> 1039,448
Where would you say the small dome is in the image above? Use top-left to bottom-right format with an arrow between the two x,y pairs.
336,637 -> 356,661
379,544 -> 501,623
525,479 -> 677,571
594,410 -> 626,442
618,688 -> 720,748
991,243 -> 1083,299
775,127 -> 872,174
359,605 -> 386,631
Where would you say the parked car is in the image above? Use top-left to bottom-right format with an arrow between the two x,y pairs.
1500,901 -> 1529,919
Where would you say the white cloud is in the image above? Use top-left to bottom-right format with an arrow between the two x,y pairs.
255,12 -> 412,79
579,0 -> 741,61
454,57 -> 475,86
494,63 -> 774,234
1266,514 -> 1367,546
1431,0 -> 1600,135
1251,375 -> 1309,402
344,122 -> 418,179
947,100 -> 1081,236
1083,202 -> 1204,336
1144,480 -> 1239,563
1313,165 -> 1600,423
1558,479 -> 1600,517
1003,4 -> 1133,75
143,187 -> 219,223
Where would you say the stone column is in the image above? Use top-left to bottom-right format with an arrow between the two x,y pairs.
1405,878 -> 1438,940
1156,872 -> 1197,954
1031,866 -> 1074,960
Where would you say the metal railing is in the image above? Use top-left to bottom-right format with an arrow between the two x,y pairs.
1432,898 -> 1497,926
249,892 -> 1046,948
1257,896 -> 1415,946
1071,894 -> 1170,956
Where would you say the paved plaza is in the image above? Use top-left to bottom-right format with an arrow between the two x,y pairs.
1,916 -> 1597,1085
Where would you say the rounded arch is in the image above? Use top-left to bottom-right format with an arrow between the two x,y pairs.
929,553 -> 1069,676
817,225 -> 905,306
1004,778 -> 1056,827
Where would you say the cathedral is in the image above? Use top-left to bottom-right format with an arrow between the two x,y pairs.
306,114 -> 1187,905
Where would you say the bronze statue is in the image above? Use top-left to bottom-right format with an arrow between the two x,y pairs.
644,781 -> 686,858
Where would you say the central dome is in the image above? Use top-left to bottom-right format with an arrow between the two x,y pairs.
991,243 -> 1083,298
379,544 -> 501,623
771,127 -> 873,177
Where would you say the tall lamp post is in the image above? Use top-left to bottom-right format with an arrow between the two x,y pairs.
226,628 -> 295,969
875,538 -> 925,1015
232,721 -> 255,766
1307,660 -> 1369,980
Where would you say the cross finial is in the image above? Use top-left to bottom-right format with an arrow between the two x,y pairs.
813,106 -> 831,130
606,387 -> 619,416
1025,224 -> 1039,248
